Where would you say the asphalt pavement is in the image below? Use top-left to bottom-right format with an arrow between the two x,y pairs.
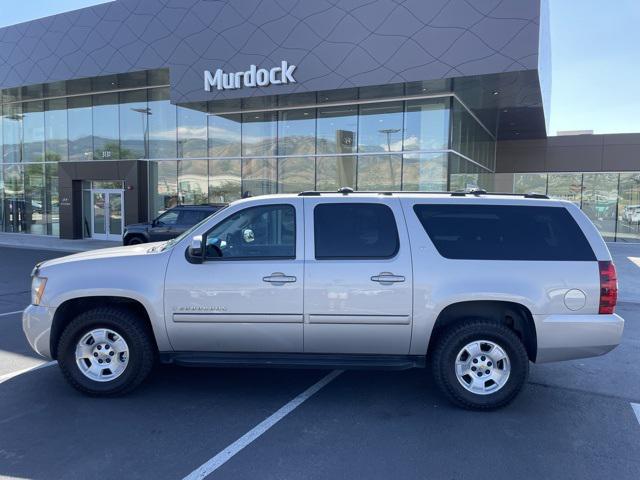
0,245 -> 639,479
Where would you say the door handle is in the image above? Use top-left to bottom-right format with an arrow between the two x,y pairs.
263,272 -> 297,285
371,272 -> 405,284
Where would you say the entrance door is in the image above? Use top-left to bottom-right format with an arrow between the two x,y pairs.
91,189 -> 123,240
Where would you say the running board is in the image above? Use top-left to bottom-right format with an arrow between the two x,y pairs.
159,352 -> 425,370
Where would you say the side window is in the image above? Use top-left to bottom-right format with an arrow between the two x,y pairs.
179,209 -> 210,225
156,210 -> 179,226
413,204 -> 596,261
314,203 -> 399,259
204,204 -> 295,259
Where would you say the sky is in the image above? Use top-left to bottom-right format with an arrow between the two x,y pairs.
0,0 -> 639,136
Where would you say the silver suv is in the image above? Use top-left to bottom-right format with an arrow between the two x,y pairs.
23,191 -> 624,409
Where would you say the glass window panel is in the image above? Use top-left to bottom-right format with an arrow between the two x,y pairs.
547,173 -> 582,205
23,101 -> 45,162
148,69 -> 170,86
3,103 -> 23,163
118,71 -> 147,89
91,74 -> 118,91
178,160 -> 208,204
24,163 -> 46,234
242,96 -> 278,110
278,92 -> 316,107
45,98 -> 68,162
278,157 -> 314,193
43,81 -> 67,97
82,189 -> 92,237
242,112 -> 277,157
617,172 -> 640,243
21,84 -> 43,101
204,204 -> 295,260
92,93 -> 119,160
317,88 -> 358,103
402,153 -> 448,191
2,87 -> 22,103
316,156 -> 356,191
208,113 -> 241,157
177,105 -> 207,158
148,88 -> 176,159
316,106 -> 356,155
68,96 -> 93,161
404,98 -> 449,151
149,160 -> 178,217
119,90 -> 148,159
451,98 -> 495,169
359,83 -> 404,99
314,203 -> 399,259
209,158 -> 241,203
582,173 -> 619,241
278,108 -> 316,156
3,164 -> 24,232
514,173 -> 547,194
358,102 -> 403,153
66,78 -> 92,95
45,162 -> 59,236
241,158 -> 277,197
357,155 -> 401,190
0,168 -> 3,231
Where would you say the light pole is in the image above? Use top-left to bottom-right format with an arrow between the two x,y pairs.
378,128 -> 400,187
131,107 -> 152,158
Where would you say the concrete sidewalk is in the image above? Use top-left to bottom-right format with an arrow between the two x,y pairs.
0,232 -> 120,253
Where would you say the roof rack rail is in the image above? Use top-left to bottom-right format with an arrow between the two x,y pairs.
297,189 -> 550,199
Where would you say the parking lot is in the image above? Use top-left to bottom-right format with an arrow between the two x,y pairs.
1,244 -> 639,479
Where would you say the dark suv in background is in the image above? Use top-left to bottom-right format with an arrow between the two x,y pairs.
123,204 -> 226,245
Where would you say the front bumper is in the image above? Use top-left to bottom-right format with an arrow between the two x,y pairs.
22,304 -> 55,359
535,313 -> 624,363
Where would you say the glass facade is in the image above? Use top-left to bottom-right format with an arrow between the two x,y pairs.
507,172 -> 640,242
1,70 -> 498,237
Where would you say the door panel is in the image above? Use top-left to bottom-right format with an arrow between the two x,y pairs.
303,198 -> 413,354
164,199 -> 304,352
108,192 -> 122,236
91,189 -> 123,240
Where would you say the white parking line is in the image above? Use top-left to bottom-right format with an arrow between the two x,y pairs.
0,310 -> 24,318
0,361 -> 57,385
182,369 -> 343,480
632,403 -> 640,425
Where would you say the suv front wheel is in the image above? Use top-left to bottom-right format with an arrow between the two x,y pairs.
57,307 -> 156,396
432,320 -> 529,410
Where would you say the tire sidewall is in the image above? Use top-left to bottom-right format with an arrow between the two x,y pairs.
438,324 -> 528,409
58,314 -> 145,395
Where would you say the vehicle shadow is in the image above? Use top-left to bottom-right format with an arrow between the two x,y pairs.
0,363 -> 638,480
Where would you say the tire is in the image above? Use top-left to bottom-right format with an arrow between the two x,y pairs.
125,235 -> 145,246
57,307 -> 156,396
431,320 -> 529,410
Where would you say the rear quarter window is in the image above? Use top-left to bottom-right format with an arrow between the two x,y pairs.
413,204 -> 596,261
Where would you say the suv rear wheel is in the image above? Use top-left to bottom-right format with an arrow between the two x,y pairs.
432,320 -> 529,410
125,235 -> 145,245
57,307 -> 155,396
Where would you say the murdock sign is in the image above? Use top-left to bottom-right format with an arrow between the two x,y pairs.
204,61 -> 296,91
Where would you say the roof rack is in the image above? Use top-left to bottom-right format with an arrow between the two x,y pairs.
298,188 -> 549,199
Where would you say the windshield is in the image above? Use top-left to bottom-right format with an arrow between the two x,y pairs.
159,206 -> 228,251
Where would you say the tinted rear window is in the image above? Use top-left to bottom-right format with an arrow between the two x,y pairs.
314,203 -> 399,259
179,209 -> 211,225
413,204 -> 595,261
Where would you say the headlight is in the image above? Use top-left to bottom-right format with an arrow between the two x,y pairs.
31,276 -> 47,306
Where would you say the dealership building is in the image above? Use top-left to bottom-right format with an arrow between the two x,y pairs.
0,0 -> 638,242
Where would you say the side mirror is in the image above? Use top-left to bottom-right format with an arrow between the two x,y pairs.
185,235 -> 203,264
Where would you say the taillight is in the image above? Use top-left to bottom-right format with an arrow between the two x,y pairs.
598,261 -> 618,314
